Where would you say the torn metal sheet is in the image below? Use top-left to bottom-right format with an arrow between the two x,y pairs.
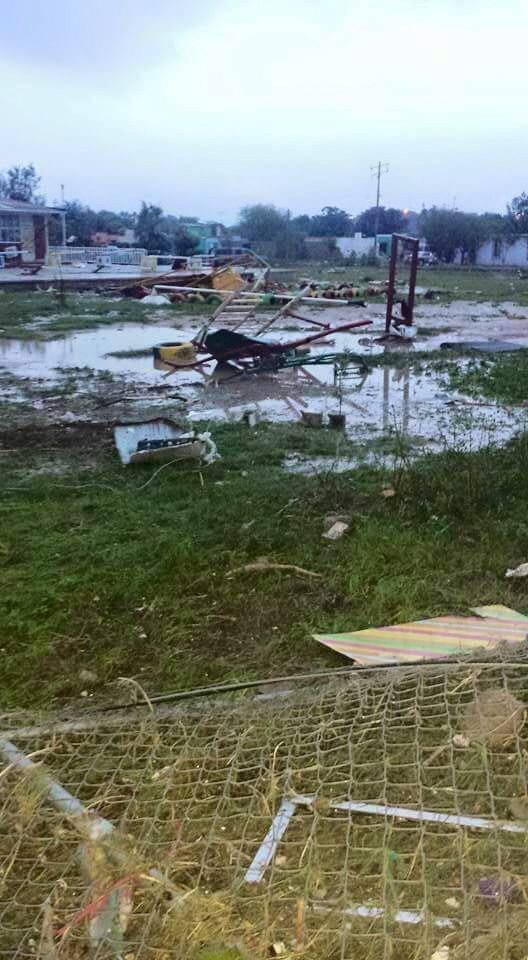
440,339 -> 528,353
313,604 -> 528,665
113,418 -> 206,465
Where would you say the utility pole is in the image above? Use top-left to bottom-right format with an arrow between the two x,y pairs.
371,161 -> 389,255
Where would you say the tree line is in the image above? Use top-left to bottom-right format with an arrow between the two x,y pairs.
2,163 -> 528,262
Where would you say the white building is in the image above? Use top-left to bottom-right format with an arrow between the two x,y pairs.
336,233 -> 375,258
0,198 -> 66,264
476,236 -> 528,267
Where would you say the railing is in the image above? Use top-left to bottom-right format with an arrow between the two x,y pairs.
49,246 -> 147,266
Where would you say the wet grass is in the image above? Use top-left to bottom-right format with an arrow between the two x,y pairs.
104,348 -> 153,359
1,422 -> 528,709
439,351 -> 528,404
0,292 -> 213,340
293,263 -> 528,302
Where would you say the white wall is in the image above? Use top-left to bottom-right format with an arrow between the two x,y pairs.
476,236 -> 528,266
336,235 -> 374,257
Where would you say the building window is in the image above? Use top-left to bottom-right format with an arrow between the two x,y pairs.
492,239 -> 502,259
0,214 -> 21,243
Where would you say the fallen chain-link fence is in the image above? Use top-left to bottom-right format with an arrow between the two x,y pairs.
1,653 -> 528,960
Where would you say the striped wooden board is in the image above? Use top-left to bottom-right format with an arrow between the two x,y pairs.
313,605 -> 528,665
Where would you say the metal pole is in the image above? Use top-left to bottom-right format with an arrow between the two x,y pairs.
406,238 -> 419,325
385,234 -> 398,332
371,161 -> 389,257
373,162 -> 381,257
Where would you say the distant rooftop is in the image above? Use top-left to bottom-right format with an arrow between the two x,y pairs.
0,198 -> 65,215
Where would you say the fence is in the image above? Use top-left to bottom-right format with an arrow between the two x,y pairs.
1,652 -> 528,959
49,246 -> 147,266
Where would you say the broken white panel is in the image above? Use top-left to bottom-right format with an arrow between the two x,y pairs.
312,902 -> 455,929
244,798 -> 298,883
246,793 -> 528,884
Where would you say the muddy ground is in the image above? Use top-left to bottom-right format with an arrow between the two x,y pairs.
1,294 -> 528,463
1,281 -> 528,709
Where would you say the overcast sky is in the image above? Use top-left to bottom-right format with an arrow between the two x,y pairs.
2,1 -> 526,223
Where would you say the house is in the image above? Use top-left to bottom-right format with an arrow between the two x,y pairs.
336,233 -> 393,258
179,221 -> 226,254
0,198 -> 66,265
476,236 -> 528,267
336,234 -> 375,258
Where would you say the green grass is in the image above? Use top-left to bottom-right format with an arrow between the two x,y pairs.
285,262 -> 528,302
439,351 -> 528,404
1,421 -> 528,710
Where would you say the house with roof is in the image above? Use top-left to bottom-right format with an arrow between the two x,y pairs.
0,198 -> 66,265
475,235 -> 528,267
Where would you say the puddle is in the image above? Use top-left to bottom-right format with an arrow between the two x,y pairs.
1,307 -> 527,454
0,322 -> 188,383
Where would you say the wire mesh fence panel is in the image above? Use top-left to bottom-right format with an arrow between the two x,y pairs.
1,657 -> 528,959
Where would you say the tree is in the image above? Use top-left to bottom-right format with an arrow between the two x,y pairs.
0,163 -> 44,204
290,214 -> 312,234
95,209 -> 129,234
135,202 -> 170,252
352,206 -> 406,237
507,193 -> 528,234
274,226 -> 307,262
419,208 -> 499,263
172,228 -> 200,257
62,201 -> 97,245
238,204 -> 288,241
310,206 -> 352,237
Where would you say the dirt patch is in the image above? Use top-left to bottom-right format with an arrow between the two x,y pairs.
0,420 -> 113,452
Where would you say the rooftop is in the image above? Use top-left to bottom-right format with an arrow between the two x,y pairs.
0,198 -> 65,215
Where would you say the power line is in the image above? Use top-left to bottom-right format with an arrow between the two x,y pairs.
371,161 -> 389,255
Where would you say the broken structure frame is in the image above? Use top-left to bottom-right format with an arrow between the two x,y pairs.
385,233 -> 419,333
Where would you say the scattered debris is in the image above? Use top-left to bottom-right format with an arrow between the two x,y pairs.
461,689 -> 525,746
241,408 -> 259,427
505,561 -> 528,578
322,521 -> 349,541
226,558 -> 321,580
301,411 -> 323,428
478,876 -> 518,905
313,605 -> 528,665
452,734 -> 470,749
153,342 -> 197,366
328,412 -> 346,430
113,418 -> 218,466
430,947 -> 450,960
140,293 -> 171,306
